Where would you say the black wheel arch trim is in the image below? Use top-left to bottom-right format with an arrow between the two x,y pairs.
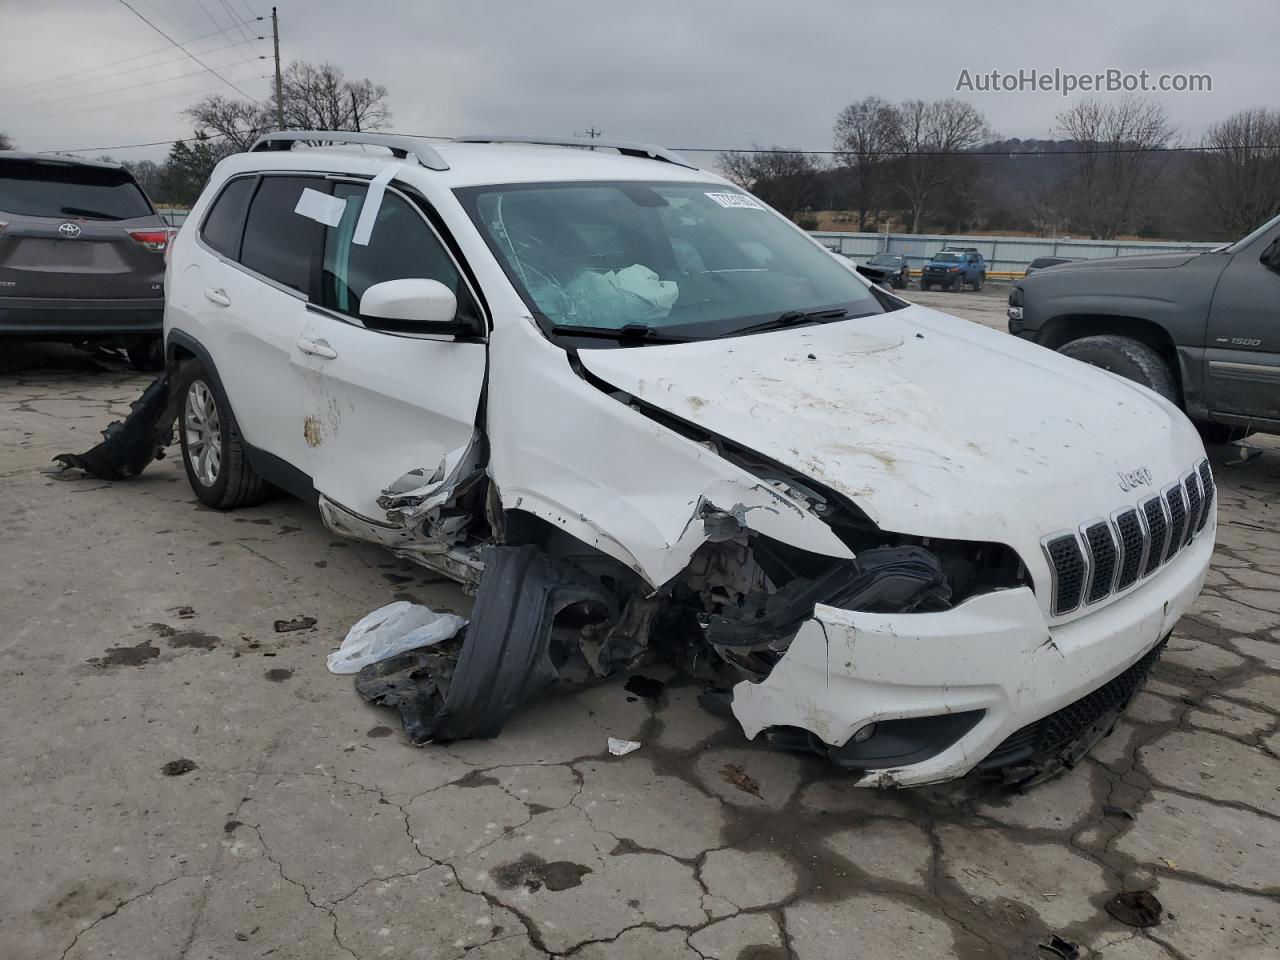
165,328 -> 318,503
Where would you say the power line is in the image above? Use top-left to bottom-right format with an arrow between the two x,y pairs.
0,20 -> 262,95
43,132 -> 236,155
35,76 -> 270,122
218,0 -> 259,50
113,0 -> 262,103
6,47 -> 265,109
191,0 -> 255,64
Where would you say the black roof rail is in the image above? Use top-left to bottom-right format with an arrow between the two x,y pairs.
248,131 -> 449,171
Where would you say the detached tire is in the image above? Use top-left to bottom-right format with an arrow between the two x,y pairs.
1058,335 -> 1177,403
177,360 -> 271,509
972,273 -> 985,292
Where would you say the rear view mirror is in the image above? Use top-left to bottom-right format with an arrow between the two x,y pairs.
361,278 -> 458,326
1260,237 -> 1280,273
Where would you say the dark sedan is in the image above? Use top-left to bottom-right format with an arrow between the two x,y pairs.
855,253 -> 910,289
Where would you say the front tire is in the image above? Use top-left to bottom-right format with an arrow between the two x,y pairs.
178,361 -> 271,509
1058,335 -> 1177,403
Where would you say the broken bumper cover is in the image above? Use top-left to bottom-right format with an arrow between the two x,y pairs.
730,526 -> 1213,786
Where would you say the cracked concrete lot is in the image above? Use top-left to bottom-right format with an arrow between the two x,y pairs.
2,324 -> 1278,960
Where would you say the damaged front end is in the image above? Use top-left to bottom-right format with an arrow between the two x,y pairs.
351,437 -> 1033,784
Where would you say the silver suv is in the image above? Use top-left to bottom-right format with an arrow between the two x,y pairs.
0,152 -> 172,369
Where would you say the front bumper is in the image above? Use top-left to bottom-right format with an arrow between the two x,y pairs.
730,516 -> 1214,786
0,297 -> 164,338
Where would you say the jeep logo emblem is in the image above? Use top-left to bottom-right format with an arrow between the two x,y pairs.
58,222 -> 82,238
1117,467 -> 1153,492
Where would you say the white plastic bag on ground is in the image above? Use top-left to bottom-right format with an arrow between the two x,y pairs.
326,601 -> 467,675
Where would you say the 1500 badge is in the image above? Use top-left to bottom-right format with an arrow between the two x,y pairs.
1118,467 -> 1153,491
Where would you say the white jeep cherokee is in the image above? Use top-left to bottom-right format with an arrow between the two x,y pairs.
155,131 -> 1213,786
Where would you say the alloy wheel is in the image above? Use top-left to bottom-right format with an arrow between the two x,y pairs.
184,380 -> 222,487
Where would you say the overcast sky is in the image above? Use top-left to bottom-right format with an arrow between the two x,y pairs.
2,0 -> 1276,163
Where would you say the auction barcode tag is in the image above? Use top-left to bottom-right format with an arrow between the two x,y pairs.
705,192 -> 765,210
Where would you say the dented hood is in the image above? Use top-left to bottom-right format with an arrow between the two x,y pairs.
578,304 -> 1205,602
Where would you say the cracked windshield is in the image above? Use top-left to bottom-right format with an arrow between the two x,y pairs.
459,181 -> 884,336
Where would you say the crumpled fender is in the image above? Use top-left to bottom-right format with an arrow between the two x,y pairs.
485,319 -> 853,587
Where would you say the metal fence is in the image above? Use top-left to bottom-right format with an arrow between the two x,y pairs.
156,208 -> 190,229
810,230 -> 1219,279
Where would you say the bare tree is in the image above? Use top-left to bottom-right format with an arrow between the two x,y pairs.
182,60 -> 390,168
886,98 -> 992,232
832,96 -> 896,230
1190,107 -> 1280,236
717,145 -> 824,220
271,62 -> 390,132
181,95 -> 270,162
1055,97 -> 1176,239
122,159 -> 164,199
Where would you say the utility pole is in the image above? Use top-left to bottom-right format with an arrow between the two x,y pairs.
271,7 -> 284,129
584,127 -> 601,139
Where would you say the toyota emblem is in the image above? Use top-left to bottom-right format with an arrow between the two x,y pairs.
58,222 -> 82,238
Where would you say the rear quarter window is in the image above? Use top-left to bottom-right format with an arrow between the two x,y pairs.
200,176 -> 255,259
0,158 -> 153,220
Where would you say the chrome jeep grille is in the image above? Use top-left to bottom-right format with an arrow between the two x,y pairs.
1042,459 -> 1214,617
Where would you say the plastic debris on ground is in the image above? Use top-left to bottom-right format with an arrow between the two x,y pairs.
607,738 -> 641,756
1104,890 -> 1163,928
327,601 -> 467,675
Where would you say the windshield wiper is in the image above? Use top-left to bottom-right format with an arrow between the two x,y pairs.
59,206 -> 122,220
721,307 -> 849,338
551,322 -> 697,344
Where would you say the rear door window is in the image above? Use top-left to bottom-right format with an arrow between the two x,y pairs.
0,158 -> 153,220
200,176 -> 255,259
239,176 -> 325,294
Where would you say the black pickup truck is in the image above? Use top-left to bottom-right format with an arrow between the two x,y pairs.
1008,214 -> 1280,442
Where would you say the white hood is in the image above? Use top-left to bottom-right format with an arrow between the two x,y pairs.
577,304 -> 1206,614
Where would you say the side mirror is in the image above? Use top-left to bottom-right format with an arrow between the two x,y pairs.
361,278 -> 458,326
1261,237 -> 1280,273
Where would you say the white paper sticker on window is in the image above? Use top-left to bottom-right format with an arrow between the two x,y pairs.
705,192 -> 764,210
294,187 -> 348,227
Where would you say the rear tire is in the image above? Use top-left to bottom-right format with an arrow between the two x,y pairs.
1058,335 -> 1177,403
178,360 -> 271,509
126,338 -> 164,371
920,282 -> 931,291
1195,421 -> 1253,445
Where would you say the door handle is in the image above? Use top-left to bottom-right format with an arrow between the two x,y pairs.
203,287 -> 231,307
297,337 -> 338,360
